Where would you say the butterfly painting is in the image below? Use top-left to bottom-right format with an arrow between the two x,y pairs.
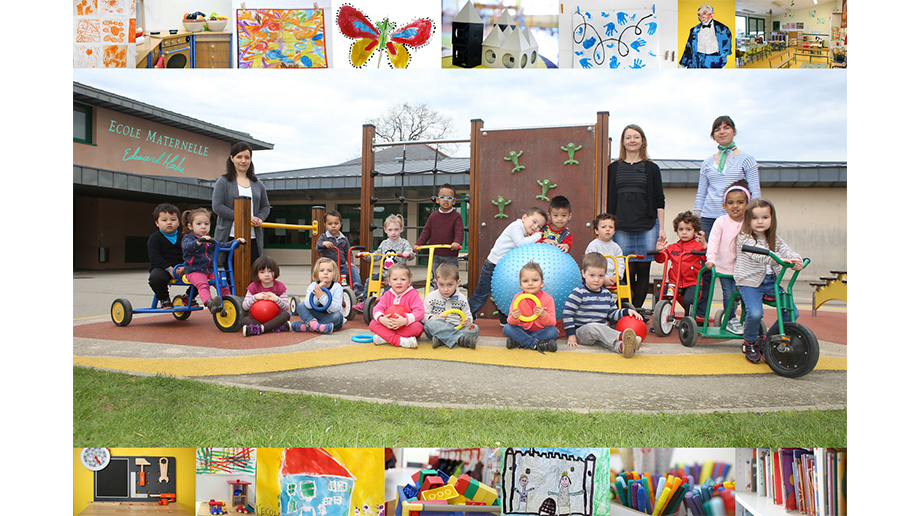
336,4 -> 434,68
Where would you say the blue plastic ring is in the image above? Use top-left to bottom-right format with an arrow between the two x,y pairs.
351,334 -> 375,343
308,286 -> 333,311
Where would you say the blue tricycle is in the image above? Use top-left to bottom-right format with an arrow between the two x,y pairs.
110,239 -> 246,332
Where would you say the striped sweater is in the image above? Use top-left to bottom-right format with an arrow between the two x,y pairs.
693,151 -> 761,219
733,233 -> 801,288
562,284 -> 632,336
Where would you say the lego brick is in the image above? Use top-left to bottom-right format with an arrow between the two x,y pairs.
421,475 -> 445,492
420,484 -> 460,502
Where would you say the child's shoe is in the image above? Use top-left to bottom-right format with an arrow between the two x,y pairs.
621,328 -> 637,359
373,334 -> 388,345
726,319 -> 744,335
536,339 -> 557,353
291,321 -> 307,332
458,336 -> 477,349
243,324 -> 263,337
308,320 -> 333,334
430,336 -> 442,348
207,297 -> 224,314
273,321 -> 292,333
159,299 -> 173,309
743,339 -> 762,364
354,302 -> 365,313
506,337 -> 518,349
399,336 -> 418,348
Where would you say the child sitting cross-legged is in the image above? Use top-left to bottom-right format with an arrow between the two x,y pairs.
504,261 -> 558,353
293,257 -> 345,334
423,262 -> 479,349
563,252 -> 644,358
369,263 -> 424,348
241,255 -> 292,337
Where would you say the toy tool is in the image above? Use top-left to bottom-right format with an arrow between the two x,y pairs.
135,458 -> 150,486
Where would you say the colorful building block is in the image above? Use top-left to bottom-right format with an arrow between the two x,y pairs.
420,484 -> 460,502
421,475 -> 445,492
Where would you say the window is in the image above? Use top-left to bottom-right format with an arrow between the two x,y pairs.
747,17 -> 766,39
262,205 -> 313,249
74,102 -> 92,144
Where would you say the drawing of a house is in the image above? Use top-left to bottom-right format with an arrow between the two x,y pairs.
279,448 -> 356,516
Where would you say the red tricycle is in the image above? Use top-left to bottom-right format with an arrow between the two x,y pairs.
650,248 -> 709,336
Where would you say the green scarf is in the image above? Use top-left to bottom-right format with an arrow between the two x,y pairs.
717,143 -> 737,173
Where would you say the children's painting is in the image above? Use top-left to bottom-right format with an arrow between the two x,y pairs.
502,448 -> 610,516
196,448 -> 257,475
257,448 -> 383,516
335,3 -> 436,69
74,0 -> 136,67
237,9 -> 328,68
571,6 -> 658,69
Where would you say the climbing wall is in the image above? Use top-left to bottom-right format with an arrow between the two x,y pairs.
473,123 -> 601,317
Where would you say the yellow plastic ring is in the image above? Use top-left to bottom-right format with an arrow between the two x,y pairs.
442,308 -> 467,330
513,293 -> 541,322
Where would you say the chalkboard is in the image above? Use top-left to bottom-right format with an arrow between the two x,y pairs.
93,455 -> 177,502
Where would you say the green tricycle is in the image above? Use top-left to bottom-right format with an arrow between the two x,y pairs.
678,244 -> 820,378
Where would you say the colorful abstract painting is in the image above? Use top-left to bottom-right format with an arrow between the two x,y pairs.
197,448 -> 258,475
237,9 -> 328,68
501,448 -> 610,516
74,0 -> 135,67
571,7 -> 658,69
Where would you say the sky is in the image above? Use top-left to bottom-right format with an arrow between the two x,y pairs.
72,68 -> 846,173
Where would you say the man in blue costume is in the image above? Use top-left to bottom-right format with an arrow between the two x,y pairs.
679,4 -> 732,68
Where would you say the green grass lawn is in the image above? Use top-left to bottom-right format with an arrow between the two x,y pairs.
74,367 -> 845,448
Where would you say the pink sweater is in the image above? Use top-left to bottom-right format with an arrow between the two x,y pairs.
705,215 -> 743,275
507,291 -> 556,331
372,287 -> 425,325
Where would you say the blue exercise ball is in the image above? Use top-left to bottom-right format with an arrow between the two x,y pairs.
491,243 -> 582,319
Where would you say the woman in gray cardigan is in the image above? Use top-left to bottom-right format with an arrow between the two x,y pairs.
212,142 -> 270,263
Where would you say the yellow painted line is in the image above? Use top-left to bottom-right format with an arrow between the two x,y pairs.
74,343 -> 846,377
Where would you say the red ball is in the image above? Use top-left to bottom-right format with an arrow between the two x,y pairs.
250,299 -> 280,323
616,314 -> 648,341
384,304 -> 408,327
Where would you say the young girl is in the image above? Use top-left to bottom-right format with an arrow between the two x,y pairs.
705,179 -> 751,334
653,211 -> 708,319
369,263 -> 424,348
423,262 -> 479,349
241,255 -> 291,337
293,257 -> 345,334
504,261 -> 558,353
734,198 -> 804,364
181,208 -> 244,314
356,214 -> 415,311
314,210 -> 362,296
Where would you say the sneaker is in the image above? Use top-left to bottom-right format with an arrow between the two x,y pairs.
243,324 -> 263,337
399,336 -> 418,348
207,297 -> 224,314
743,340 -> 762,364
159,299 -> 173,309
726,319 -> 744,335
459,336 -> 477,349
309,320 -> 333,334
635,336 -> 642,351
354,302 -> 365,312
506,337 -> 518,349
621,328 -> 636,359
430,336 -> 442,349
373,334 -> 388,345
281,321 -> 292,332
536,339 -> 557,353
182,294 -> 199,307
291,321 -> 307,332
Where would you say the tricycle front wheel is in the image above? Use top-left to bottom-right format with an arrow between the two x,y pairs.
677,316 -> 698,347
653,299 -> 674,336
111,298 -> 133,327
763,323 -> 820,378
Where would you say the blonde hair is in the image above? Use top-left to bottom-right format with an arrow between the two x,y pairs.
519,261 -> 544,281
384,213 -> 405,230
312,257 -> 337,283
181,207 -> 211,234
435,262 -> 460,281
387,262 -> 412,281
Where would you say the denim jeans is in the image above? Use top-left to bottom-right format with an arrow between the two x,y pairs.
738,275 -> 798,342
424,317 -> 480,348
503,324 -> 559,350
295,302 -> 345,330
468,260 -> 496,318
719,276 -> 740,321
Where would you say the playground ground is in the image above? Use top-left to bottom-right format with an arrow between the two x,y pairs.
73,266 -> 846,414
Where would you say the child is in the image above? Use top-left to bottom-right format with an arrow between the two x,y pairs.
369,263 -> 424,348
734,198 -> 804,364
181,208 -> 245,314
423,262 -> 479,349
293,257 -> 345,334
584,213 -> 626,287
563,253 -> 644,358
240,255 -> 291,336
468,207 -> 548,319
540,195 -> 573,252
147,203 -> 186,308
705,179 -> 751,334
414,184 -> 465,289
356,214 -> 415,311
315,210 -> 362,296
504,261 -> 558,353
654,211 -> 709,319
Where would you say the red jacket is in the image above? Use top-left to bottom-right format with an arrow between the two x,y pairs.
655,239 -> 707,288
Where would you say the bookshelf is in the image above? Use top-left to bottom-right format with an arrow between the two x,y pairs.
734,448 -> 846,516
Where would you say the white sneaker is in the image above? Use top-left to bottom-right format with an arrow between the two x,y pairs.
399,336 -> 418,348
726,319 -> 744,335
373,334 -> 388,345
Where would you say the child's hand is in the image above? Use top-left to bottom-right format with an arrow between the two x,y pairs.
785,257 -> 804,271
567,335 -> 579,347
172,266 -> 185,278
237,237 -> 247,244
510,307 -> 521,319
558,243 -> 570,253
324,241 -> 334,248
604,276 -> 617,287
627,309 -> 642,320
313,285 -> 325,298
705,261 -> 714,269
533,305 -> 545,318
696,231 -> 707,246
450,242 -> 461,250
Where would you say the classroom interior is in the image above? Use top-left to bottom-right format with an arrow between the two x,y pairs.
733,0 -> 846,69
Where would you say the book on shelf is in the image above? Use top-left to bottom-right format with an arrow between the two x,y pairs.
739,448 -> 846,516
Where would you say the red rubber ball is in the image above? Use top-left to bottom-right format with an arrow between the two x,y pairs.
616,314 -> 648,341
384,304 -> 408,327
250,299 -> 280,323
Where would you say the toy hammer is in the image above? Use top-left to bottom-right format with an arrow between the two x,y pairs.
135,458 -> 150,486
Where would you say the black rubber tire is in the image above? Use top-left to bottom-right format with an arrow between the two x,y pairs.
763,322 -> 820,378
678,316 -> 698,347
213,295 -> 244,333
111,298 -> 133,327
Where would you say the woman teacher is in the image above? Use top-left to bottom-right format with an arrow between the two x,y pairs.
212,141 -> 270,264
606,124 -> 666,311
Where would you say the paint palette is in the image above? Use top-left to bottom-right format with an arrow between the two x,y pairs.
93,455 -> 177,503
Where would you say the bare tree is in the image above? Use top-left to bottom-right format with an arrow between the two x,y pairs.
366,102 -> 455,143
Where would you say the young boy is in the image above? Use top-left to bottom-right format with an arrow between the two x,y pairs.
147,203 -> 187,308
563,253 -> 644,358
468,207 -> 548,319
540,195 -> 573,253
315,210 -> 363,295
654,211 -> 709,318
584,213 -> 626,287
414,184 -> 465,288
423,263 -> 479,349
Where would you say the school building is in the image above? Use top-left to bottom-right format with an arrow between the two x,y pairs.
73,82 -> 846,278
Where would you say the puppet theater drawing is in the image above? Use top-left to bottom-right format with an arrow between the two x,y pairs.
501,448 -> 610,516
257,448 -> 384,516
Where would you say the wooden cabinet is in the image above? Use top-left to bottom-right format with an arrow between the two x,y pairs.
194,32 -> 232,68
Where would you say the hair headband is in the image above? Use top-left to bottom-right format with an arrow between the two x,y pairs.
723,185 -> 751,202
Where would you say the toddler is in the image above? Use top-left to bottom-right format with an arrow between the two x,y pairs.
357,213 -> 414,310
414,184 -> 465,289
705,179 -> 751,334
540,195 -> 573,253
241,255 -> 291,336
147,203 -> 186,308
584,213 -> 626,287
369,263 -> 424,348
654,211 -> 709,319
180,208 -> 244,314
423,263 -> 479,349
315,210 -> 362,295
294,257 -> 345,334
504,261 -> 558,353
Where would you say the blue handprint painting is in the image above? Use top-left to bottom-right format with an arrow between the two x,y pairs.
571,6 -> 658,69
